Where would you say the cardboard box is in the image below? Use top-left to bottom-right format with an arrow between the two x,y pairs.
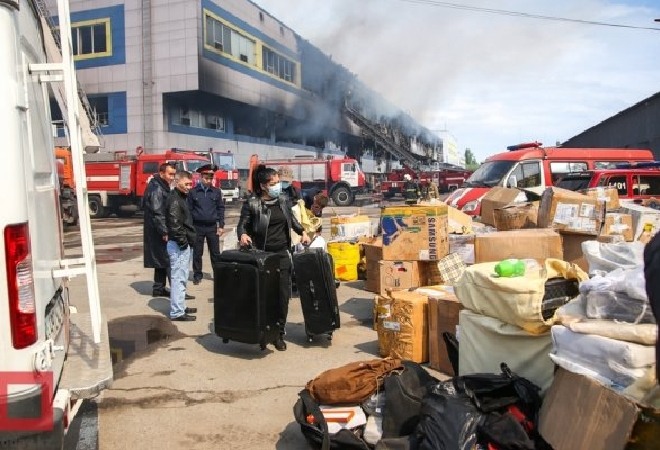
330,215 -> 372,240
620,203 -> 660,242
581,186 -> 621,210
426,286 -> 462,375
380,205 -> 449,261
539,368 -> 659,450
538,187 -> 604,235
600,213 -> 634,242
493,202 -> 538,231
448,233 -> 475,265
379,260 -> 426,295
561,233 -> 594,272
474,229 -> 563,263
479,187 -> 527,227
377,290 -> 429,363
364,260 -> 380,293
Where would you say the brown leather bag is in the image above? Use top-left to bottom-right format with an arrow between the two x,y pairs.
306,358 -> 403,405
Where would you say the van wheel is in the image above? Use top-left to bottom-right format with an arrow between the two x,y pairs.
332,186 -> 353,207
88,196 -> 106,218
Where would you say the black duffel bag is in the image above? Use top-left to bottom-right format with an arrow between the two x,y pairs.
293,389 -> 371,450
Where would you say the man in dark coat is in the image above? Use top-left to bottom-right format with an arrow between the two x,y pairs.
188,164 -> 225,285
143,163 -> 177,296
643,232 -> 660,383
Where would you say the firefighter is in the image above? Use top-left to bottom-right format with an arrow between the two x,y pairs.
402,173 -> 420,205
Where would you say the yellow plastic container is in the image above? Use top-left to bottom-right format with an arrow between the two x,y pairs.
327,241 -> 360,281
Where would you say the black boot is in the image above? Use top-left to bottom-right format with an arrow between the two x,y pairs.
273,333 -> 287,351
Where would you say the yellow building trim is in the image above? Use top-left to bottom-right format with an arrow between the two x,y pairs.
71,17 -> 112,61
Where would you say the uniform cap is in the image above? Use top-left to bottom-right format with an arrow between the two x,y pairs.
196,164 -> 218,174
403,174 -> 412,181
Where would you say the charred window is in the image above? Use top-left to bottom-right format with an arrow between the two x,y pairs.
204,11 -> 256,65
262,46 -> 296,83
88,96 -> 109,126
71,19 -> 110,59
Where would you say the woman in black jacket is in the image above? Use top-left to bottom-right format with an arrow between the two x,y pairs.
237,166 -> 310,350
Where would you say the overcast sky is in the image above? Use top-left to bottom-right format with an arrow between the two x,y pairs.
253,0 -> 660,162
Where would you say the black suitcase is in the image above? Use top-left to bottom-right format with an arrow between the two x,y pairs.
292,248 -> 340,342
541,277 -> 580,320
213,248 -> 281,350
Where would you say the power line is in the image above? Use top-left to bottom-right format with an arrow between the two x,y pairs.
398,0 -> 660,31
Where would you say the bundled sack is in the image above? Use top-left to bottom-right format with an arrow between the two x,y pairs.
306,357 -> 402,405
415,364 -> 543,450
581,240 -> 645,275
454,259 -> 587,334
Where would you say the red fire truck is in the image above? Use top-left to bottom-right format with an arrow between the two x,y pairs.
170,148 -> 241,202
56,147 -> 210,218
247,154 -> 366,206
380,165 -> 472,198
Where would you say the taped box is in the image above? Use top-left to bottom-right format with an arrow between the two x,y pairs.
474,229 -> 562,263
539,368 -> 660,450
376,290 -> 429,363
581,186 -> 620,211
538,187 -> 604,235
600,213 -> 634,242
620,202 -> 660,242
330,214 -> 372,240
479,187 -> 528,227
380,205 -> 449,261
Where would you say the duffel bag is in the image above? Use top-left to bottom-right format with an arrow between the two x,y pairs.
293,389 -> 371,450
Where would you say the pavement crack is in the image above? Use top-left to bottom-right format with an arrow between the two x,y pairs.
100,384 -> 302,410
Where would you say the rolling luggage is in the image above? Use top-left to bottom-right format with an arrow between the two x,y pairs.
293,248 -> 340,342
213,248 -> 281,350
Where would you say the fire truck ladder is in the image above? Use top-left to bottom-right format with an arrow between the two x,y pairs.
29,0 -> 112,398
344,103 -> 420,169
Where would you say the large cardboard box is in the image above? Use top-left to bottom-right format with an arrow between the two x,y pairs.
600,213 -> 634,242
474,229 -> 562,263
379,260 -> 426,295
538,187 -> 604,235
620,202 -> 660,242
363,239 -> 384,292
380,205 -> 449,261
426,286 -> 462,375
479,187 -> 527,227
330,214 -> 372,240
448,205 -> 473,234
581,186 -> 621,210
377,290 -> 429,363
539,368 -> 659,450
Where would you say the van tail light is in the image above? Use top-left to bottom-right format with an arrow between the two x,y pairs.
5,223 -> 37,349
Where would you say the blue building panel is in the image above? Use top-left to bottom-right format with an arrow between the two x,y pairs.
54,5 -> 126,69
90,91 -> 127,135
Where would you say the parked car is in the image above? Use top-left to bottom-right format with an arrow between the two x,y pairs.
555,163 -> 660,201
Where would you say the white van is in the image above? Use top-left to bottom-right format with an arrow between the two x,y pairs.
0,0 -> 110,448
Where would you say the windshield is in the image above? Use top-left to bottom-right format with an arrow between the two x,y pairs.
185,160 -> 208,173
212,153 -> 236,171
464,160 -> 515,187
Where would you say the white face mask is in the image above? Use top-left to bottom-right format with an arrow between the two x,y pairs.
267,182 -> 282,198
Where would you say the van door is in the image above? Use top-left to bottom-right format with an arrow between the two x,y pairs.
506,160 -> 543,194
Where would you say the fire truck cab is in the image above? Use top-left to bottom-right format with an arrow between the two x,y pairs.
446,142 -> 654,216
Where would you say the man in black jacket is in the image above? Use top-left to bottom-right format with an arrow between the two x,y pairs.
188,164 -> 225,285
166,171 -> 197,321
143,163 -> 176,296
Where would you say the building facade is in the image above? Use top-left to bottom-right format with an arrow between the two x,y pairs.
563,92 -> 660,159
48,0 -> 447,174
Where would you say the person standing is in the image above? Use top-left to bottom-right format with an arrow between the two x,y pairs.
402,173 -> 420,206
167,171 -> 197,322
188,164 -> 225,285
237,166 -> 311,350
143,163 -> 176,296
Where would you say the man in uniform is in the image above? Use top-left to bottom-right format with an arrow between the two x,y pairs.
188,164 -> 225,285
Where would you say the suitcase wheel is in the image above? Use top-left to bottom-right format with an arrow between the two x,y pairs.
306,333 -> 313,343
260,343 -> 267,351
327,333 -> 333,341
222,338 -> 229,344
